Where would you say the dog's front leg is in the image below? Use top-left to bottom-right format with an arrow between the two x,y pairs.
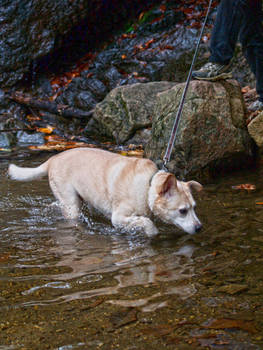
111,210 -> 159,237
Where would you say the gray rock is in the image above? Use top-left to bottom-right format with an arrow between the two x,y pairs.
146,79 -> 253,178
17,131 -> 45,145
93,81 -> 175,143
0,132 -> 14,148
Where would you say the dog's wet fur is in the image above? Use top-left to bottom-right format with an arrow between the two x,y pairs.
8,148 -> 202,237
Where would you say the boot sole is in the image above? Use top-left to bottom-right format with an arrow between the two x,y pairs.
192,72 -> 232,81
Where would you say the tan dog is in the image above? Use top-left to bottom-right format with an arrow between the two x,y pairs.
8,148 -> 202,237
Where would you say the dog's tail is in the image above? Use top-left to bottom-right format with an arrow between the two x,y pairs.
8,160 -> 49,181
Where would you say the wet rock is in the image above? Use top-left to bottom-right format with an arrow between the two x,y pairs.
74,91 -> 97,110
146,79 -> 254,179
0,110 -> 24,147
92,81 -> 175,143
0,0 -> 91,87
16,131 -> 45,146
247,112 -> 263,148
0,0 -> 161,88
0,90 -> 7,107
0,132 -> 14,148
217,284 -> 249,295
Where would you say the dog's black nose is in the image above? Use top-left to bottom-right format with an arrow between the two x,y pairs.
195,223 -> 202,233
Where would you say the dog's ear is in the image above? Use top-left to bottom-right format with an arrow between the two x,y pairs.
187,181 -> 203,192
157,173 -> 177,197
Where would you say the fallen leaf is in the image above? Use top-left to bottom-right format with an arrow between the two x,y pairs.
138,11 -> 145,21
36,125 -> 55,134
141,324 -> 174,337
231,184 -> 256,191
44,134 -> 65,142
81,298 -> 105,311
217,284 -> 248,295
119,150 -> 144,157
204,318 -> 257,334
121,33 -> 137,39
29,141 -> 89,151
0,254 -> 10,263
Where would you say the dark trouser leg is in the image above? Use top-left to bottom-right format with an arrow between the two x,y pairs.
209,0 -> 242,64
210,0 -> 263,101
240,1 -> 263,101
244,46 -> 263,102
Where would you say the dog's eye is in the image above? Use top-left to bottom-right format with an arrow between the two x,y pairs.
179,208 -> 188,215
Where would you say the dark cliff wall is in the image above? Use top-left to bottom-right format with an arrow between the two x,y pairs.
0,0 -> 159,87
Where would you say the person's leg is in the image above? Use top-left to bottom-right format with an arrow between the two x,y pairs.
239,0 -> 263,107
209,0 -> 242,64
192,0 -> 243,80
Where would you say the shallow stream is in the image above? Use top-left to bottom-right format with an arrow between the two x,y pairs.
0,151 -> 263,349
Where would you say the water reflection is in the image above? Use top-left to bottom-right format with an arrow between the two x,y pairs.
1,158 -> 263,349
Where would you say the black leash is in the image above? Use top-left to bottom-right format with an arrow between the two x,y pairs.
162,0 -> 214,171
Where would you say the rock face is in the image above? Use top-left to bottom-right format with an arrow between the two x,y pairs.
146,79 -> 253,178
0,0 -> 160,88
1,0 -> 89,86
92,81 -> 175,143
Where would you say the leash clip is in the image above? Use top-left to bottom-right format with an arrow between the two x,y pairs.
162,159 -> 169,172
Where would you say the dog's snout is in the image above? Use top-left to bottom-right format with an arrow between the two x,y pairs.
195,223 -> 202,233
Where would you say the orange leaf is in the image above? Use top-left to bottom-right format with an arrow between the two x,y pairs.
231,184 -> 256,191
204,318 -> 257,334
36,125 -> 55,134
138,11 -> 145,21
44,134 -> 64,142
0,254 -> 10,263
159,4 -> 166,12
119,150 -> 143,158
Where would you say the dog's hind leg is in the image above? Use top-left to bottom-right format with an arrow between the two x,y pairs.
49,180 -> 82,219
111,209 -> 159,237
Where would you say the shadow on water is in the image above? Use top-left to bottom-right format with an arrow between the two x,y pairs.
0,154 -> 263,349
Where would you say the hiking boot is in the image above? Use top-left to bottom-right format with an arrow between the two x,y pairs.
192,62 -> 232,81
247,100 -> 263,112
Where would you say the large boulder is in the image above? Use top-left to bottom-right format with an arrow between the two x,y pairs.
92,81 -> 175,143
90,79 -> 254,180
146,79 -> 254,179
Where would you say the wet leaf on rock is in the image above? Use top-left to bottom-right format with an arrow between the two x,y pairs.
204,318 -> 258,334
28,141 -> 96,152
0,253 -> 10,263
231,184 -> 256,191
141,324 -> 174,338
119,150 -> 144,158
80,298 -> 105,312
109,307 -> 137,329
36,125 -> 55,134
217,284 -> 248,295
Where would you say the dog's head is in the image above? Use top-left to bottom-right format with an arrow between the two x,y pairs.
148,171 -> 202,234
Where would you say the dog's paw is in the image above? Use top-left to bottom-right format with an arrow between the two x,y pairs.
145,224 -> 159,238
112,214 -> 159,238
137,217 -> 159,238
